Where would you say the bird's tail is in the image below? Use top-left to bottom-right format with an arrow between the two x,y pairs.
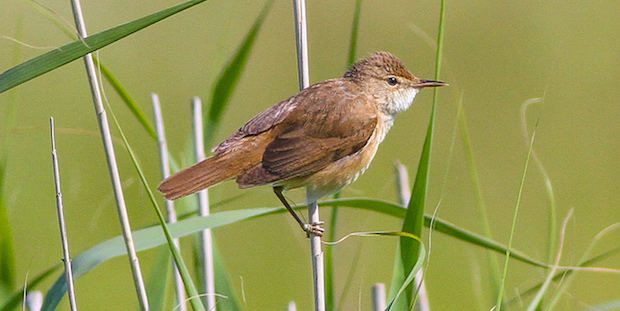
158,154 -> 242,200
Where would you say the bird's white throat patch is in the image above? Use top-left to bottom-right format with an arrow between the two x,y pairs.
388,87 -> 420,115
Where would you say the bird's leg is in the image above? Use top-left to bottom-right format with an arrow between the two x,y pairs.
273,186 -> 324,237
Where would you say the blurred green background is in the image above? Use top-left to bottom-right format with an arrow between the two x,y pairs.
1,0 -> 619,310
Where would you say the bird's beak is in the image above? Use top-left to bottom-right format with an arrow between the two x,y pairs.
414,79 -> 449,88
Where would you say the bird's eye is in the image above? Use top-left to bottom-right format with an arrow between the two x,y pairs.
386,77 -> 398,86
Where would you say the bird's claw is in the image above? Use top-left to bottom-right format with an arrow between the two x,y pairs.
303,221 -> 325,237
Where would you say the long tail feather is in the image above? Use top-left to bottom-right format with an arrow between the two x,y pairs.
158,155 -> 241,200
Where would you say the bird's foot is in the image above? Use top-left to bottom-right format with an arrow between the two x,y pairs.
303,221 -> 325,237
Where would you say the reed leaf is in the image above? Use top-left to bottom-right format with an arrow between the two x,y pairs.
0,0 -> 210,94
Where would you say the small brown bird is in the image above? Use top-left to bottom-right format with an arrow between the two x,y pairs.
158,51 -> 447,235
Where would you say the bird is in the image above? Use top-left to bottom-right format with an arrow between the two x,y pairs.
158,51 -> 447,236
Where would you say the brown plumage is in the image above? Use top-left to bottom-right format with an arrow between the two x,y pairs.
158,78 -> 377,199
158,51 -> 447,234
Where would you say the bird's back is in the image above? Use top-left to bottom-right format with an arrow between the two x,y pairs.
158,78 -> 378,200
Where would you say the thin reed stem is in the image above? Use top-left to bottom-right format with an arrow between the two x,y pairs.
307,199 -> 326,311
50,117 -> 78,311
67,0 -> 149,309
293,0 -> 326,310
152,94 -> 186,311
293,0 -> 310,91
192,97 -> 216,310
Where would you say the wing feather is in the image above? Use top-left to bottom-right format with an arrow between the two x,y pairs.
237,80 -> 378,187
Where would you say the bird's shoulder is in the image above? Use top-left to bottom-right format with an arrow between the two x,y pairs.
212,78 -> 377,153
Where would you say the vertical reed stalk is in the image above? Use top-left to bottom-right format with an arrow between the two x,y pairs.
152,94 -> 186,311
50,118 -> 78,311
192,97 -> 217,310
68,0 -> 149,309
293,1 -> 326,310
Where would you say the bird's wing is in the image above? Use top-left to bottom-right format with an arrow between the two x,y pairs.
237,80 -> 378,186
264,112 -> 377,179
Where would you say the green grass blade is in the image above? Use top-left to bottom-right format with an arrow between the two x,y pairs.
37,196 -> 548,310
387,244 -> 407,310
318,198 -> 546,268
506,246 -> 620,308
38,196 -> 551,310
394,0 -> 446,307
27,0 -> 158,140
387,245 -> 425,311
347,0 -> 363,66
191,232 -> 241,310
0,265 -> 60,311
546,225 -> 620,309
0,163 -> 15,293
396,108 -> 433,308
0,0 -> 210,94
204,0 -> 273,148
495,121 -> 539,311
41,207 -> 279,311
525,209 -> 572,311
97,61 -> 157,139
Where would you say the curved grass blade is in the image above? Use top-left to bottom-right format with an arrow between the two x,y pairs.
204,0 -> 273,148
394,1 -> 447,307
347,0 -> 363,67
39,197 -> 548,310
41,207 -> 279,311
506,248 -> 620,307
0,0 -> 210,94
495,121 -> 538,311
387,243 -> 425,311
392,107 -> 433,309
98,61 -> 157,139
318,198 -> 545,268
